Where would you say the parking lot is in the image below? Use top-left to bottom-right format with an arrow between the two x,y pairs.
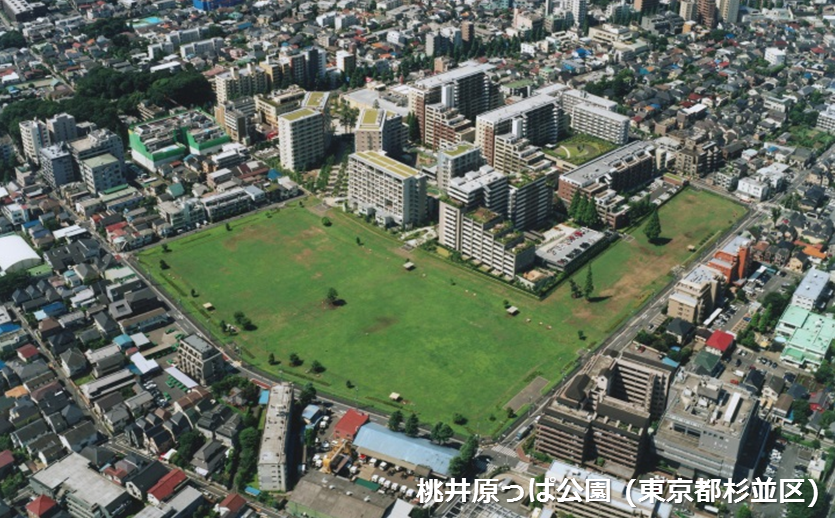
754,443 -> 808,518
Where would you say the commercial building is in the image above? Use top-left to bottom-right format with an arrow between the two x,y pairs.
177,335 -> 224,385
408,63 -> 501,143
31,452 -> 132,518
535,225 -> 608,273
571,104 -> 629,145
557,141 -> 657,228
257,383 -> 293,492
277,108 -> 325,172
2,0 -> 46,22
81,369 -> 135,400
706,235 -> 751,283
667,265 -> 724,325
791,267 -> 829,311
545,459 -> 673,518
718,0 -> 739,22
353,422 -> 457,477
776,305 -> 835,368
20,120 -> 49,164
81,154 -> 126,195
288,475 -> 393,518
354,109 -> 406,157
192,0 -> 242,10
39,143 -> 76,188
435,142 -> 484,192
157,198 -> 207,234
475,90 -> 563,168
214,64 -> 269,104
347,151 -> 427,228
653,372 -> 766,480
130,111 -> 230,172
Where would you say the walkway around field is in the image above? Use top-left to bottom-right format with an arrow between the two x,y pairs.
506,376 -> 549,413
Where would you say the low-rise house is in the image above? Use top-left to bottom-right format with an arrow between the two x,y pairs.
125,461 -> 169,501
191,440 -> 226,477
59,421 -> 98,452
147,469 -> 187,506
59,348 -> 88,377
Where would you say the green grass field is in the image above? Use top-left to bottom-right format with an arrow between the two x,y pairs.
138,189 -> 745,434
545,134 -> 619,165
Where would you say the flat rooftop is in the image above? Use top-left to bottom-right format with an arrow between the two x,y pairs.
412,62 -> 495,89
476,92 -> 560,124
559,140 -> 656,188
793,267 -> 828,301
353,151 -> 419,179
279,107 -> 319,122
32,452 -> 128,507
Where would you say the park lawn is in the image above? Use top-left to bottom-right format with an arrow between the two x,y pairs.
138,189 -> 744,435
545,134 -> 618,165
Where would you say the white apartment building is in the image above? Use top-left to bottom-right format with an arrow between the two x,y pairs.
817,104 -> 835,134
39,143 -> 75,188
201,187 -> 251,222
791,267 -> 829,311
348,151 -> 427,228
80,154 -> 126,195
277,108 -> 325,172
20,119 -> 49,164
736,177 -> 770,201
572,103 -> 630,144
764,47 -> 786,66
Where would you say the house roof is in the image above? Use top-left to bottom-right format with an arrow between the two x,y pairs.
706,330 -> 734,352
219,493 -> 247,514
17,344 -> 39,359
26,495 -> 58,517
147,468 -> 186,502
0,449 -> 14,469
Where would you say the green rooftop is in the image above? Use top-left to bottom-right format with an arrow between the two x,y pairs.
359,108 -> 381,129
303,91 -> 326,108
442,143 -> 475,157
280,108 -> 318,122
355,151 -> 419,179
776,305 -> 835,365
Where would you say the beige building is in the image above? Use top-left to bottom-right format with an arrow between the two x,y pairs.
255,87 -> 307,128
277,108 -> 325,172
80,153 -> 125,194
177,334 -> 225,385
354,108 -> 406,157
435,142 -> 484,192
668,265 -> 724,324
571,103 -> 630,145
347,151 -> 427,228
215,64 -> 269,104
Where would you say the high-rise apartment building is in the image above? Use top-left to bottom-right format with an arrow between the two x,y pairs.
277,108 -> 325,172
70,128 -> 125,170
408,63 -> 501,144
475,90 -> 564,168
679,0 -> 696,19
19,120 -> 49,164
435,142 -> 484,192
258,383 -> 293,492
215,64 -> 269,104
80,153 -> 125,194
571,104 -> 630,145
347,151 -> 427,228
46,113 -> 78,144
570,0 -> 587,26
634,0 -> 658,13
354,108 -> 406,157
718,0 -> 738,22
177,334 -> 225,385
39,143 -> 76,188
336,50 -> 356,75
255,87 -> 307,128
697,0 -> 717,28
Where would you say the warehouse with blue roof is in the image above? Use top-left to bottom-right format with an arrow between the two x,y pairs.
352,422 -> 457,478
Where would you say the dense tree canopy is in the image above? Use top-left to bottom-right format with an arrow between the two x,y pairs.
0,31 -> 25,50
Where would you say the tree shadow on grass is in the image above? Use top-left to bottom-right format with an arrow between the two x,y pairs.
649,237 -> 672,246
586,295 -> 612,303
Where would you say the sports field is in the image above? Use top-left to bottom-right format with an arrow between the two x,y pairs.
137,189 -> 745,434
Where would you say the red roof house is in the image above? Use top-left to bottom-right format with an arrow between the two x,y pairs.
27,495 -> 59,518
218,493 -> 248,518
705,330 -> 734,356
147,468 -> 187,505
333,408 -> 369,442
16,344 -> 40,362
0,449 -> 14,476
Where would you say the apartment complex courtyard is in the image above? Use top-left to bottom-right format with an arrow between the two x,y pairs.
137,189 -> 745,435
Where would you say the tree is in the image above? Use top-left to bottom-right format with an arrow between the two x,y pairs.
0,31 -> 25,50
452,413 -> 467,425
170,430 -> 206,468
388,410 -> 404,431
298,383 -> 317,407
407,111 -> 421,142
268,353 -> 276,365
643,208 -> 662,243
159,259 -> 170,270
430,422 -> 454,444
584,266 -> 594,300
289,352 -> 301,366
792,399 -> 812,427
404,413 -> 420,436
569,279 -> 582,299
226,223 -> 232,231
310,360 -> 325,374
736,505 -> 752,518
304,428 -> 316,450
321,217 -> 332,227
162,243 -> 170,253
326,287 -> 339,305
447,435 -> 478,478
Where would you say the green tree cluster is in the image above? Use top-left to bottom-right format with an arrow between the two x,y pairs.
643,208 -> 662,243
568,191 -> 602,228
171,430 -> 206,468
233,427 -> 261,490
447,435 -> 479,478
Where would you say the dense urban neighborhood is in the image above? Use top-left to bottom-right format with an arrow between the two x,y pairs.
4,0 -> 835,515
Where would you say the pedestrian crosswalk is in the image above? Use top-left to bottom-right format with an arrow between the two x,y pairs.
515,461 -> 530,473
491,445 -> 518,457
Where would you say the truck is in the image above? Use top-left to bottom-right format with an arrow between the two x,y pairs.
515,424 -> 533,441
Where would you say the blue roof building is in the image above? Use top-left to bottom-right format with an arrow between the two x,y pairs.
352,423 -> 457,477
114,334 -> 134,349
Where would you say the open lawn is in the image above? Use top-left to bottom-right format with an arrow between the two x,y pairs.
545,134 -> 619,165
137,189 -> 745,435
